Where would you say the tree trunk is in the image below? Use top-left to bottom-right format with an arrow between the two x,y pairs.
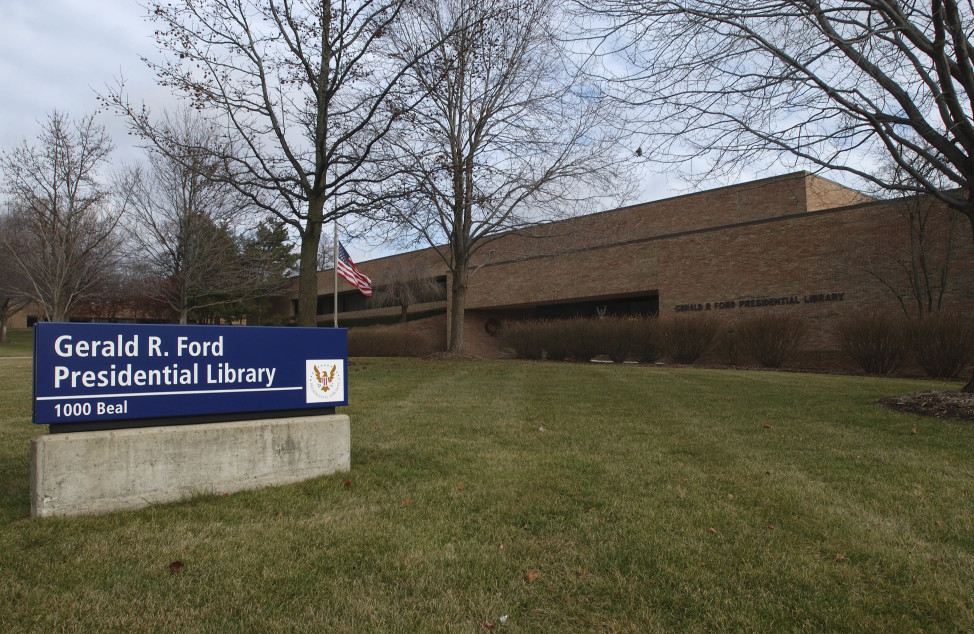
964,214 -> 974,393
296,198 -> 326,328
449,261 -> 467,353
0,300 -> 8,343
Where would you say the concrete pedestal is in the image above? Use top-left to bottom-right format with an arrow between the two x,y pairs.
30,414 -> 350,517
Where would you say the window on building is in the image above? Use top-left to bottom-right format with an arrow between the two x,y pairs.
535,294 -> 659,319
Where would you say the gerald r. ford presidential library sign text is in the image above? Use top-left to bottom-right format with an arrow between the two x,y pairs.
33,323 -> 348,426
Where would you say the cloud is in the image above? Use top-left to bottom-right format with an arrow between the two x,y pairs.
0,0 -> 174,161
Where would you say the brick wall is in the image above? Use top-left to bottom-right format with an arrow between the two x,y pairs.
301,172 -> 974,358
348,313 -> 448,356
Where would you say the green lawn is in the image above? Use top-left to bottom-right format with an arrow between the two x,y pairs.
1,357 -> 972,632
0,329 -> 32,357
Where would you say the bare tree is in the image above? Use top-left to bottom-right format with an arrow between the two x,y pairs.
0,214 -> 32,343
583,0 -> 974,389
867,152 -> 959,316
382,0 -> 633,352
318,234 -> 336,272
107,0 -> 443,327
883,195 -> 959,316
68,267 -> 149,323
0,112 -> 124,322
370,262 -> 444,321
125,111 -> 262,324
582,1 -> 974,226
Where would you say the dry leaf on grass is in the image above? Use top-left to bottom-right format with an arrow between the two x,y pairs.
524,569 -> 539,583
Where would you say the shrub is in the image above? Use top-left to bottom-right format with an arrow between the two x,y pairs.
501,317 -> 641,362
736,312 -> 807,368
597,317 -> 637,363
564,317 -> 602,362
834,314 -> 907,375
908,312 -> 974,378
714,323 -> 740,366
631,317 -> 664,363
661,315 -> 719,364
348,329 -> 430,357
538,319 -> 573,361
500,320 -> 546,360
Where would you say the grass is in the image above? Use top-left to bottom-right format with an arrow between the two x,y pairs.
1,356 -> 973,632
0,329 -> 33,357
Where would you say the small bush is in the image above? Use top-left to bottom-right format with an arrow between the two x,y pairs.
661,315 -> 719,364
502,317 -> 642,362
500,320 -> 546,360
714,324 -> 740,366
632,317 -> 664,363
834,314 -> 906,375
564,318 -> 602,362
348,329 -> 430,357
908,312 -> 974,378
539,319 -> 576,361
587,317 -> 634,363
736,313 -> 807,368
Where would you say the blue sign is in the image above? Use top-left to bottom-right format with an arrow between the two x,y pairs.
33,323 -> 348,425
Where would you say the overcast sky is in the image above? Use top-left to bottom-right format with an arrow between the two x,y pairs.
0,0 -> 781,261
0,0 -> 176,163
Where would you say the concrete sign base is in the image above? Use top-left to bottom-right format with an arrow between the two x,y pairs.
30,414 -> 350,517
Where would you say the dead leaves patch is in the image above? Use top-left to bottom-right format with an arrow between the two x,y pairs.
881,391 -> 974,422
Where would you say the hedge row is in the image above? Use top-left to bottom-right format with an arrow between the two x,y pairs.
835,312 -> 974,377
348,329 -> 433,357
500,316 -> 723,365
501,315 -> 806,367
501,312 -> 974,377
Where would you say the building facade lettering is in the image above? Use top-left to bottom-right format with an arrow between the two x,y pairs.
674,292 -> 845,313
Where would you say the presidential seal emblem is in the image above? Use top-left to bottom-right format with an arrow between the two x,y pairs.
306,359 -> 344,403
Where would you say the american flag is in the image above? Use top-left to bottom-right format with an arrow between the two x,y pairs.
337,242 -> 373,296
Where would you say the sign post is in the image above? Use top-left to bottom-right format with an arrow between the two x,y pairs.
30,323 -> 351,516
33,323 -> 347,429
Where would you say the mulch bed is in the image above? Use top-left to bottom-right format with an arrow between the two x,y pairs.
880,391 -> 974,422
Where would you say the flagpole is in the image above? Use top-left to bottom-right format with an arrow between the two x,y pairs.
333,219 -> 339,328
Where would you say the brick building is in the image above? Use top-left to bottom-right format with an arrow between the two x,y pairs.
294,171 -> 974,358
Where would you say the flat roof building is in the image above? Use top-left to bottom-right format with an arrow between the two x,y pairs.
299,171 -> 974,359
